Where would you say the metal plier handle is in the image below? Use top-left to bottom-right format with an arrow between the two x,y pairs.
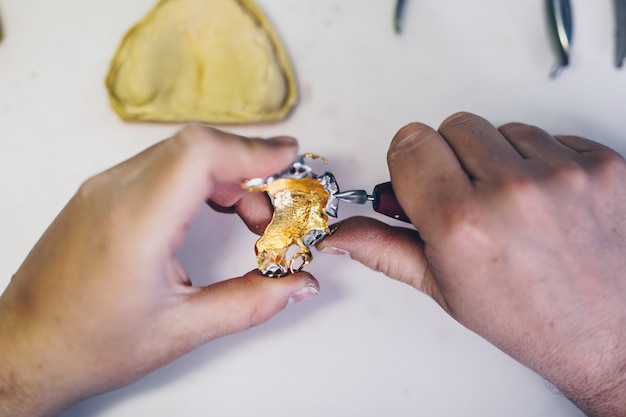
616,0 -> 626,68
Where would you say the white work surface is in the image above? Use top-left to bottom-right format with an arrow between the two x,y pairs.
1,0 -> 624,416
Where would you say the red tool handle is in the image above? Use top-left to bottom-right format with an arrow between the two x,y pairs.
372,182 -> 411,223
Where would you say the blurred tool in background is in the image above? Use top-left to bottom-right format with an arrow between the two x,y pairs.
392,0 -> 578,78
546,0 -> 573,78
394,0 -> 408,34
0,7 -> 4,43
616,0 -> 626,68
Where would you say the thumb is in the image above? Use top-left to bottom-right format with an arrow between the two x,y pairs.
318,216 -> 437,294
179,271 -> 320,344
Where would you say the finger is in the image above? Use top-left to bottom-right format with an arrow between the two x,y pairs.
317,217 -> 445,307
438,112 -> 525,182
177,271 -> 320,345
233,192 -> 273,234
106,125 -> 298,246
498,122 -> 577,161
387,122 -> 472,238
554,135 -> 614,154
174,126 -> 299,184
208,182 -> 273,234
160,126 -> 297,208
555,135 -> 626,180
206,182 -> 246,212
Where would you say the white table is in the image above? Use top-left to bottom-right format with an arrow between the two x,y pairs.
2,1 -> 623,416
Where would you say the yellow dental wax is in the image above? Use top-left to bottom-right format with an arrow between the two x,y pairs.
106,0 -> 297,124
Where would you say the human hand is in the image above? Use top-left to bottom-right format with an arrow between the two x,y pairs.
319,112 -> 626,416
0,125 -> 319,417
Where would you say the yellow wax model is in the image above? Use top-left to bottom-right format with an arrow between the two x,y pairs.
106,0 -> 297,124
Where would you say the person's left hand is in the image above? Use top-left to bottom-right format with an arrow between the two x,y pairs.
0,125 -> 319,417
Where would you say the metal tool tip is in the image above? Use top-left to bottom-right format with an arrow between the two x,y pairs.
549,64 -> 564,79
334,190 -> 372,205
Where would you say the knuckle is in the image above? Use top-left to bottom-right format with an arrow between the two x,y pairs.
170,123 -> 225,168
498,123 -> 546,145
440,210 -> 496,259
498,121 -> 526,131
592,149 -> 626,179
387,122 -> 437,163
441,111 -> 475,126
77,172 -> 107,201
552,160 -> 590,191
74,174 -> 120,244
437,200 -> 482,240
438,111 -> 480,133
500,173 -> 546,208
176,124 -> 212,152
176,124 -> 252,166
492,169 -> 537,196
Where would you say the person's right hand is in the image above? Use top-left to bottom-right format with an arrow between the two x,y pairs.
319,112 -> 626,417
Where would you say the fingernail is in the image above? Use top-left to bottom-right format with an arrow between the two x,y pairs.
288,285 -> 320,305
319,245 -> 349,256
266,136 -> 297,147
